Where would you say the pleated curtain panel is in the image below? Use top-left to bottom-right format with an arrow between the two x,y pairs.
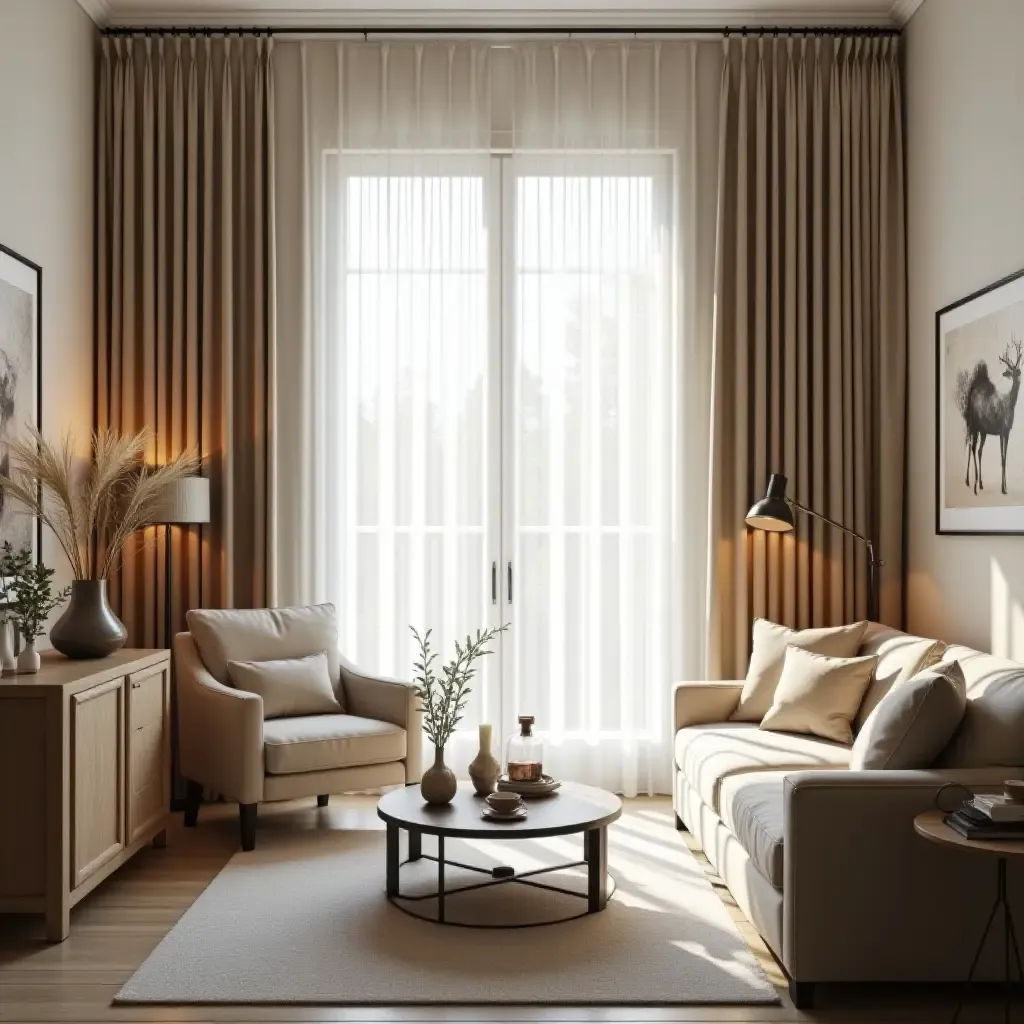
96,35 -> 276,646
706,35 -> 907,680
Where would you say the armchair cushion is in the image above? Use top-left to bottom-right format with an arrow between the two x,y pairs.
186,604 -> 343,706
228,652 -> 341,719
263,713 -> 406,775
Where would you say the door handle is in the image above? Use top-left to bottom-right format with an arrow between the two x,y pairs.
507,561 -> 513,604
491,561 -> 497,606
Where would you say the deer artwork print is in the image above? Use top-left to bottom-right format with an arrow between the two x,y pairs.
957,337 -> 1024,496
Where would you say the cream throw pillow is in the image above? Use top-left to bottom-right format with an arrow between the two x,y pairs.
852,660 -> 967,770
732,618 -> 869,722
760,645 -> 878,745
227,652 -> 341,720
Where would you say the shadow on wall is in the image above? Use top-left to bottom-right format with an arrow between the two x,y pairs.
990,556 -> 1024,660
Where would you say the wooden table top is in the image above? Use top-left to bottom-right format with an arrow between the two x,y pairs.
377,781 -> 622,839
915,809 -> 1024,858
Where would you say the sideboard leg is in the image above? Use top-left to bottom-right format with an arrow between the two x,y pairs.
239,803 -> 257,851
45,901 -> 69,943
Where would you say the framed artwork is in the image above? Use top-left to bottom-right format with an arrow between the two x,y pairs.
937,267 -> 1024,535
0,243 -> 41,562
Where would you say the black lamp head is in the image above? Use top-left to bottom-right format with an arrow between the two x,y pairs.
745,473 -> 794,533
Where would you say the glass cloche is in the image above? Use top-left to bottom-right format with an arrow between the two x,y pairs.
505,715 -> 544,782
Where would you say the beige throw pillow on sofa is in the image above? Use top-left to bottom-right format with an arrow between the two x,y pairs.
227,652 -> 341,720
760,645 -> 878,745
851,660 -> 967,770
732,618 -> 869,722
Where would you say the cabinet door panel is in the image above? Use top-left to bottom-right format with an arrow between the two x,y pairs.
71,678 -> 125,889
127,665 -> 169,843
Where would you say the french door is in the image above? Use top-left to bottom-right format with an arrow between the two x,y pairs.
334,151 -> 677,788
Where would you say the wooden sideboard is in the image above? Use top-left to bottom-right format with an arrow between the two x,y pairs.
0,648 -> 171,941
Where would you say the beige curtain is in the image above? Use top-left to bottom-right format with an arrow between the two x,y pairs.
97,35 -> 276,647
707,35 -> 906,679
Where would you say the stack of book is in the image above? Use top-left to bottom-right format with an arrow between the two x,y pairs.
945,794 -> 1024,840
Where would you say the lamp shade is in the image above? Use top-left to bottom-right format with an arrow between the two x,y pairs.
152,476 -> 211,525
745,473 -> 794,532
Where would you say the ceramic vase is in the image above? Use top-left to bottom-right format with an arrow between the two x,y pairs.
420,745 -> 458,805
0,620 -> 16,676
17,640 -> 40,674
468,723 -> 501,796
50,579 -> 128,659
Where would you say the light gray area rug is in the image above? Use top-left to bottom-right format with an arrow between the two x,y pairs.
115,820 -> 779,1006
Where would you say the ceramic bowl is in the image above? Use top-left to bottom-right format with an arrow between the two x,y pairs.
1004,780 -> 1024,803
486,791 -> 523,814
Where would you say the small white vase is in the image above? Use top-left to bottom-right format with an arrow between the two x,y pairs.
17,641 -> 40,675
0,620 -> 17,676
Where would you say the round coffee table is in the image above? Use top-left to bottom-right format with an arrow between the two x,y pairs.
376,781 -> 622,927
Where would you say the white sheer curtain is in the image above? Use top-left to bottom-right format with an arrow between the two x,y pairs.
273,40 -> 721,794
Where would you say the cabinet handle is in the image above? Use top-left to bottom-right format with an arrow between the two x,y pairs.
132,682 -> 141,689
507,561 -> 513,604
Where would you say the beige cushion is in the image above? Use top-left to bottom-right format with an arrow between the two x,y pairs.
674,722 -> 850,812
187,604 -> 342,706
719,771 -> 787,890
937,645 -> 1024,768
263,714 -> 406,775
227,652 -> 340,720
854,623 -> 946,731
760,645 -> 878,745
851,660 -> 967,770
732,618 -> 869,722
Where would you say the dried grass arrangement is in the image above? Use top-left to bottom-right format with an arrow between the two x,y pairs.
0,427 -> 199,580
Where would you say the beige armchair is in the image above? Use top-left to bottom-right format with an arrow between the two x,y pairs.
174,604 -> 421,850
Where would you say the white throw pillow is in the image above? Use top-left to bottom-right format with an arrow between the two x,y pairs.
852,660 -> 967,770
732,618 -> 869,722
186,604 -> 342,699
760,645 -> 878,746
227,652 -> 341,720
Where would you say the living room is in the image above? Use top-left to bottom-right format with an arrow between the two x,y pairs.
0,0 -> 1021,1020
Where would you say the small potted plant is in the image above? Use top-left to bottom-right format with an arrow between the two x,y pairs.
10,559 -> 71,673
411,623 -> 508,805
0,543 -> 30,674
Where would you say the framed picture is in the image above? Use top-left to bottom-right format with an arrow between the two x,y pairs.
937,267 -> 1024,534
0,243 -> 41,562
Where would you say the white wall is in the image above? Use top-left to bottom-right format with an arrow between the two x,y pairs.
905,0 -> 1024,651
0,0 -> 96,617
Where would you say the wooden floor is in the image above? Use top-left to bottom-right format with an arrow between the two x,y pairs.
0,795 -> 1002,1023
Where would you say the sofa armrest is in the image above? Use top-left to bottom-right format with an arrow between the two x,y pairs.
340,655 -> 422,783
673,681 -> 743,731
782,767 -> 1016,982
174,633 -> 265,805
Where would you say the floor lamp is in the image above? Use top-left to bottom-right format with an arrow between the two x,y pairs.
154,476 -> 210,807
744,473 -> 883,622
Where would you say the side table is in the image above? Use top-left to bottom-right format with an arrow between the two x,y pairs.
915,810 -> 1024,1023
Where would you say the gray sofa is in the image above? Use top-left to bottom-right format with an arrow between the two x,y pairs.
673,621 -> 1024,1006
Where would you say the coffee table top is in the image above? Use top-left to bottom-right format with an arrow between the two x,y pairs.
377,782 -> 622,839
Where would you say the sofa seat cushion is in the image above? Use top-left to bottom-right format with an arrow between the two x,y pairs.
674,722 -> 850,812
263,714 -> 406,775
719,771 -> 787,890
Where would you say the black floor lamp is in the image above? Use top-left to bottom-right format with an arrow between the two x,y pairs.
154,476 -> 210,807
745,473 -> 883,622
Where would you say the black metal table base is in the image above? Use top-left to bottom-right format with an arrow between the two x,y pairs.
384,824 -> 615,928
952,857 -> 1024,1024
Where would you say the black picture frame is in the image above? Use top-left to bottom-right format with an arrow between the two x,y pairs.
936,266 -> 1024,535
0,242 -> 43,565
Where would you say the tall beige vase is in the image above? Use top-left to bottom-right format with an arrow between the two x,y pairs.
468,723 -> 500,795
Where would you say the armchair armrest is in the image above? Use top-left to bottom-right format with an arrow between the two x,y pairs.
174,633 -> 265,805
782,768 -> 1017,982
340,654 -> 422,783
673,681 -> 743,731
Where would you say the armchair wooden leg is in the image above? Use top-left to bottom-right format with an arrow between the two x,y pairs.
317,794 -> 329,808
239,803 -> 257,851
183,779 -> 202,828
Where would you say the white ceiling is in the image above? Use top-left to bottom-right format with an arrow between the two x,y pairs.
76,0 -> 925,30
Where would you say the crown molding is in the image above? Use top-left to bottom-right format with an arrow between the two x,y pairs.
76,0 -> 112,26
889,0 -> 924,25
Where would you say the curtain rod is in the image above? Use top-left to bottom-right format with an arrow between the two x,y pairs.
101,25 -> 901,39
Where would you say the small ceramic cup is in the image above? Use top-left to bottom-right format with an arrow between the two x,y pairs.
1004,780 -> 1024,803
486,791 -> 523,814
